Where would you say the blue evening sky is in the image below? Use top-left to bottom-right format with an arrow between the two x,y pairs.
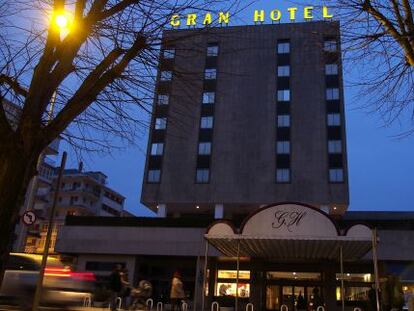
62,1 -> 414,216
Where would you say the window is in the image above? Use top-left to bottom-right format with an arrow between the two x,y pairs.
267,272 -> 321,281
324,40 -> 337,52
150,143 -> 164,155
277,42 -> 290,54
198,142 -> 212,155
327,113 -> 341,126
157,95 -> 169,105
160,71 -> 172,81
336,286 -> 371,302
277,141 -> 290,154
277,115 -> 290,127
196,169 -> 209,183
200,116 -> 214,129
155,118 -> 167,130
336,273 -> 372,282
204,68 -> 217,80
277,90 -> 290,102
203,92 -> 215,104
328,140 -> 342,154
148,170 -> 161,183
276,169 -> 290,182
277,66 -> 290,77
325,64 -> 338,75
207,45 -> 219,57
163,48 -> 175,59
326,88 -> 340,100
329,168 -> 344,182
217,270 -> 250,280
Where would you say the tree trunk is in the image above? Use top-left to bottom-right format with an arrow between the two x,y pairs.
0,145 -> 38,285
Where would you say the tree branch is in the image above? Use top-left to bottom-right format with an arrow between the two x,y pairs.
98,0 -> 138,21
0,74 -> 28,97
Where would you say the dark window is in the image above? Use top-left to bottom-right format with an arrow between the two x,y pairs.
277,77 -> 290,89
329,154 -> 344,168
276,128 -> 290,140
327,127 -> 342,140
85,261 -> 125,271
197,155 -> 211,169
148,156 -> 163,169
151,130 -> 166,143
326,75 -> 339,88
276,155 -> 290,168
277,102 -> 290,114
205,57 -> 218,68
326,100 -> 341,113
199,129 -> 213,142
203,80 -> 217,91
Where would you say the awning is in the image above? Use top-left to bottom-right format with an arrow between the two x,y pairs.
205,235 -> 372,260
204,203 -> 373,261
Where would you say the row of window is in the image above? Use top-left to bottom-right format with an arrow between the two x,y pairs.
324,38 -> 344,183
195,43 -> 219,183
275,40 -> 291,183
147,45 -> 177,183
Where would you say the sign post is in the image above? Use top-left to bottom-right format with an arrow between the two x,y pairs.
32,151 -> 66,311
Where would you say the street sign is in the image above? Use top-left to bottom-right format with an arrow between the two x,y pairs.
22,211 -> 37,226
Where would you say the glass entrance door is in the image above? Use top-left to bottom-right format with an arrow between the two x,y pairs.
266,286 -> 321,311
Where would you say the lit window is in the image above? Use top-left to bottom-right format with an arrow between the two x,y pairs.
148,170 -> 161,183
277,115 -> 290,127
200,116 -> 214,129
160,71 -> 172,81
276,169 -> 290,182
150,143 -> 164,155
328,140 -> 342,154
198,142 -> 212,155
163,49 -> 175,59
327,113 -> 341,126
277,90 -> 290,102
204,68 -> 217,80
196,169 -> 209,183
277,66 -> 290,77
277,141 -> 290,154
155,118 -> 167,130
329,169 -> 344,182
326,88 -> 340,100
216,283 -> 250,297
157,95 -> 169,105
324,40 -> 337,52
203,92 -> 215,104
217,270 -> 251,279
325,64 -> 338,75
277,42 -> 290,54
207,45 -> 219,57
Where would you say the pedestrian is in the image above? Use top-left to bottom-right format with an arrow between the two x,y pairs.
120,267 -> 131,308
310,288 -> 324,311
108,264 -> 123,311
170,271 -> 185,311
297,291 -> 306,311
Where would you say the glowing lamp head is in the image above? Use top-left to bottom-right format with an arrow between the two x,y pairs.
52,11 -> 72,32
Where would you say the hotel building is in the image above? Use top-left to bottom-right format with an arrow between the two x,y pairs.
56,21 -> 414,311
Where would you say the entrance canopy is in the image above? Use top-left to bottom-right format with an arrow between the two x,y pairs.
205,203 -> 372,260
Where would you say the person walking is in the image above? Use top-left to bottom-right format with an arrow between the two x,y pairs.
108,264 -> 123,311
170,271 -> 185,311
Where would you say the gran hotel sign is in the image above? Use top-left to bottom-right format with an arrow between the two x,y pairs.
170,6 -> 334,28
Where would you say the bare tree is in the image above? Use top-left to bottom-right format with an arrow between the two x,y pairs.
334,0 -> 414,132
0,0 -> 243,282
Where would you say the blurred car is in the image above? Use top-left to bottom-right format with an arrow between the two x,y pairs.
0,253 -> 95,309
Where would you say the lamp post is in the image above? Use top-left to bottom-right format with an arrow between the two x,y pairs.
31,11 -> 73,311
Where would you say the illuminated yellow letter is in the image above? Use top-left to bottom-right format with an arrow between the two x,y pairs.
270,10 -> 281,21
170,14 -> 180,27
203,13 -> 212,25
323,6 -> 333,18
287,7 -> 298,21
304,6 -> 313,19
218,12 -> 230,24
254,10 -> 265,22
186,13 -> 197,26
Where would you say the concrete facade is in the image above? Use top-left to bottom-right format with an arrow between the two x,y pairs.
141,21 -> 349,216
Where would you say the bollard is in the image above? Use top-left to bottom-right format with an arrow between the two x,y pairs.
157,301 -> 163,311
116,297 -> 122,311
317,306 -> 325,311
181,301 -> 188,311
211,301 -> 219,311
83,295 -> 91,307
146,298 -> 154,310
281,304 -> 289,311
353,308 -> 362,311
246,303 -> 254,311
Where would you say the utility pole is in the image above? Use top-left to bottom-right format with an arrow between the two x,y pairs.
32,151 -> 67,311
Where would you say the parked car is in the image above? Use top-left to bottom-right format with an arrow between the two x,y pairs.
0,253 -> 95,309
